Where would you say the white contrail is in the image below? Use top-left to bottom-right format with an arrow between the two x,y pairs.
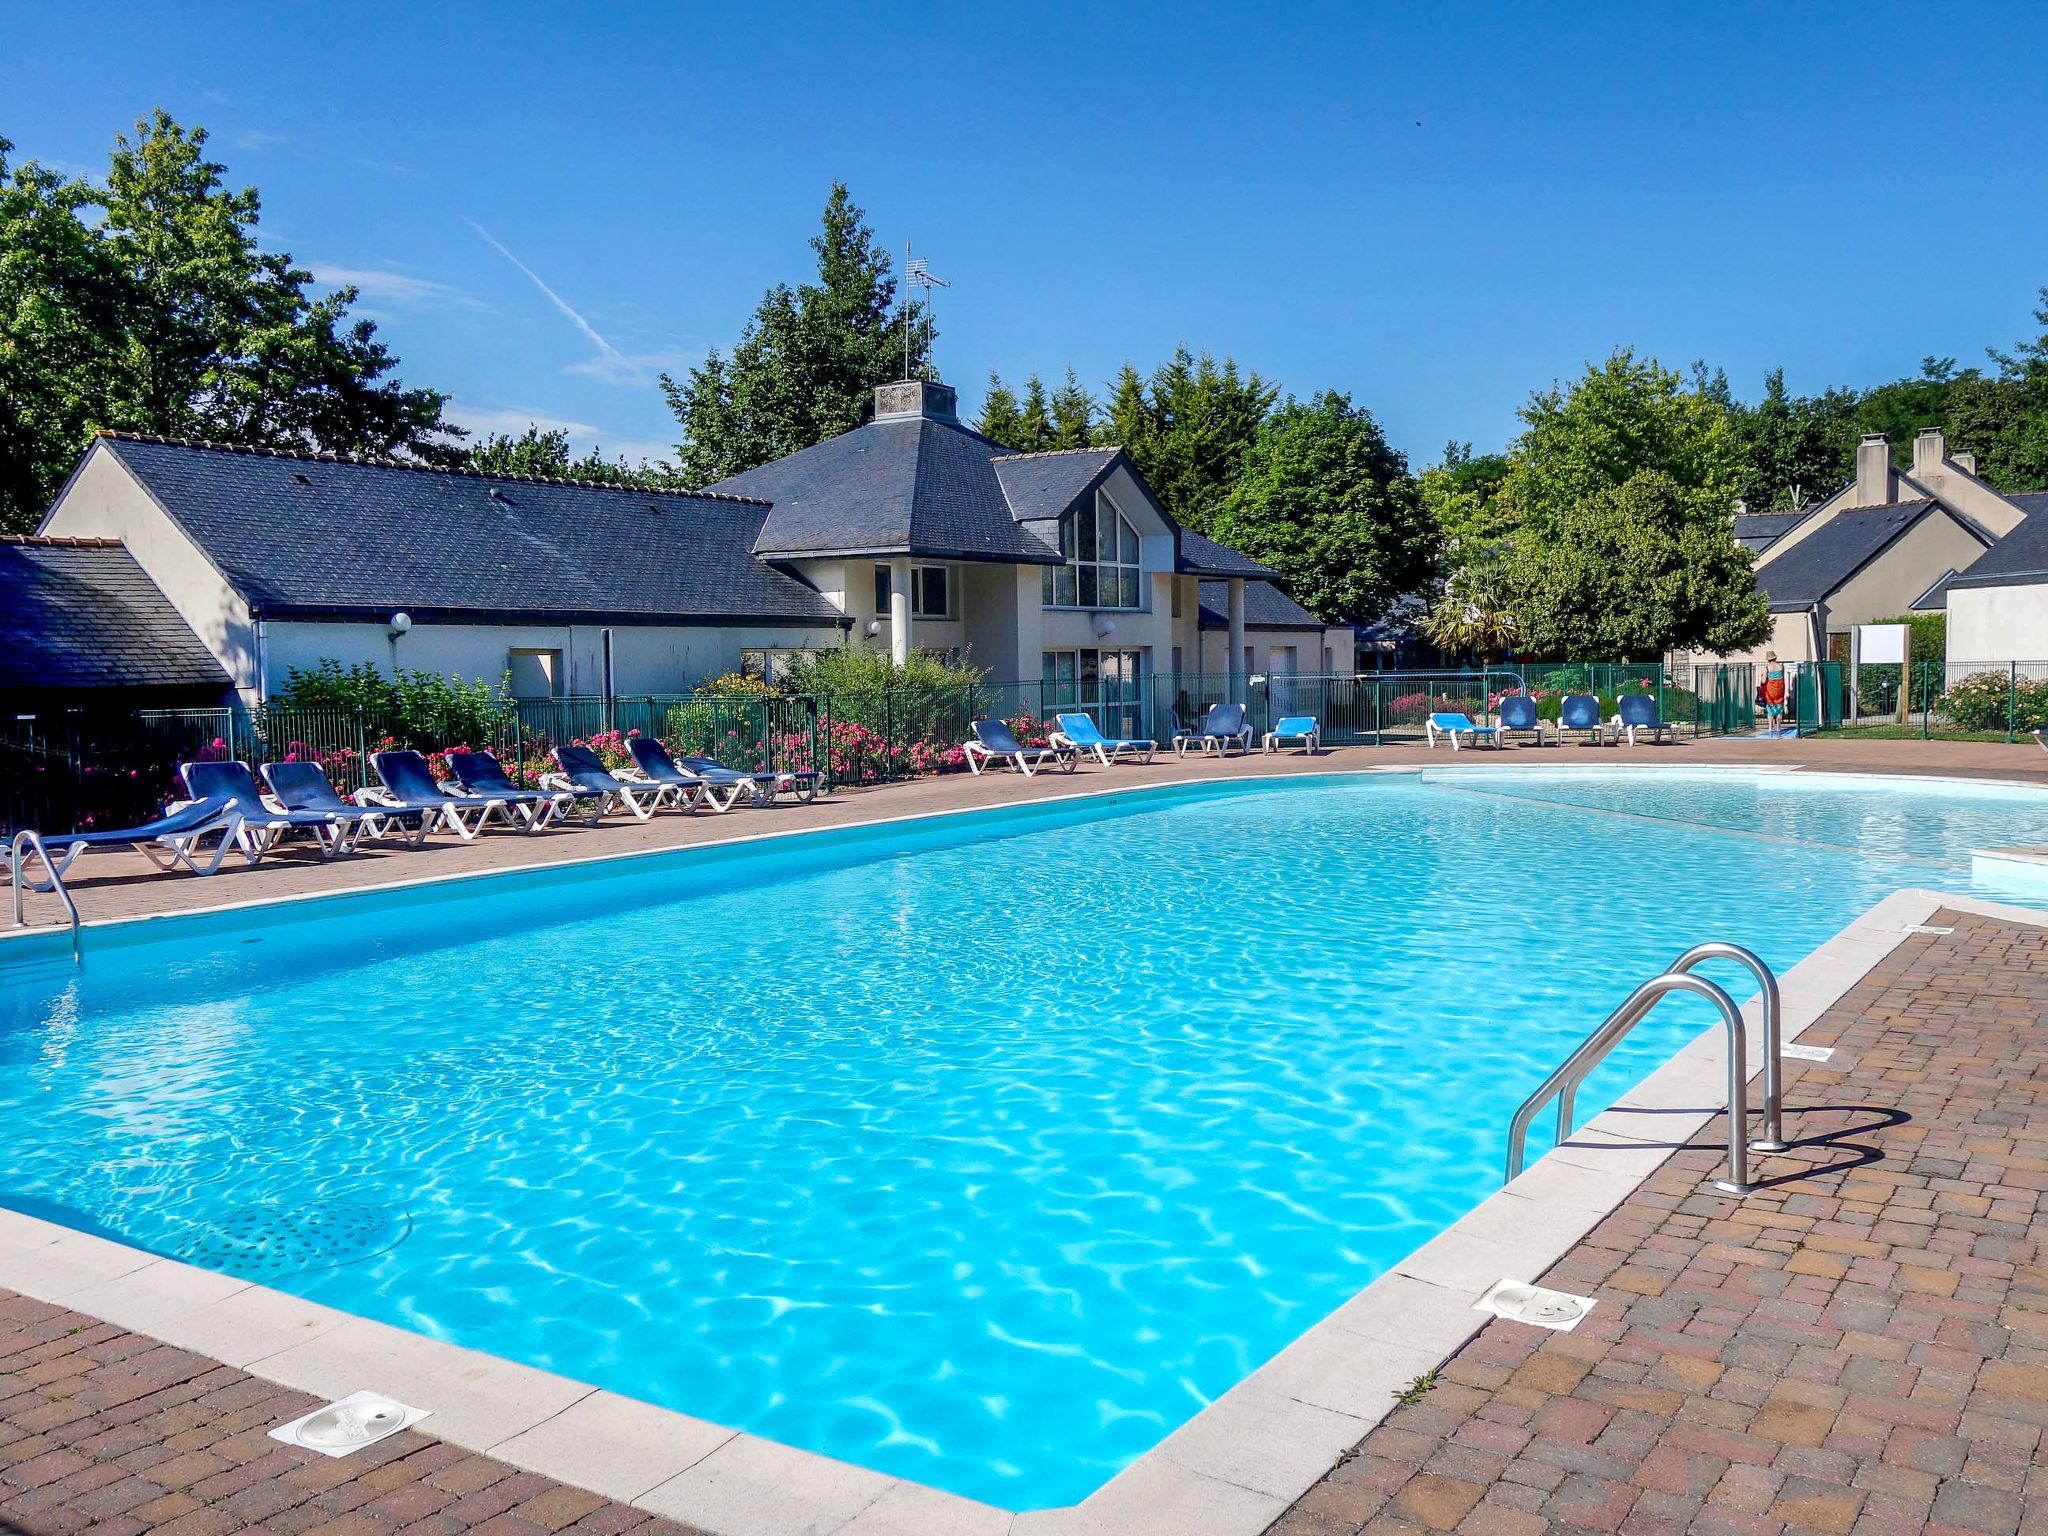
467,218 -> 621,359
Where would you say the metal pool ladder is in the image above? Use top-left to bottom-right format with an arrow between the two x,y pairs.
1505,942 -> 1785,1197
9,830 -> 82,965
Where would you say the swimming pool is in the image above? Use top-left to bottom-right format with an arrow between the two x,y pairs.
2,768 -> 2043,1507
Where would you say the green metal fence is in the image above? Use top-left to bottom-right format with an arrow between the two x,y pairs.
1817,659 -> 2048,742
0,662 -> 1778,835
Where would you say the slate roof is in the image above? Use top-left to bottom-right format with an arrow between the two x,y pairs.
89,436 -> 847,627
989,448 -> 1123,523
0,537 -> 230,690
714,417 -> 1062,565
1178,529 -> 1275,579
1946,490 -> 2048,592
1733,510 -> 1805,554
1754,499 -> 1939,610
1197,579 -> 1325,630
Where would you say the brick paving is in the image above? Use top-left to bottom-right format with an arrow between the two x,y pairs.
1271,910 -> 2048,1536
10,733 -> 2048,933
0,1294 -> 708,1536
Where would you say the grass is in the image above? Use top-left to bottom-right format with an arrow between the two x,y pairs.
1394,1369 -> 1439,1407
1822,724 -> 2024,743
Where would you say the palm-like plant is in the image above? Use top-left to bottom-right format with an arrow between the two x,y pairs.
1422,568 -> 1521,660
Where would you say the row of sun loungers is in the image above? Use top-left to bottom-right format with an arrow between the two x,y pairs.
6,740 -> 819,913
965,705 -> 1322,776
1426,693 -> 1677,751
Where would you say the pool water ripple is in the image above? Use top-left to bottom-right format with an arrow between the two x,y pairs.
2,770 -> 2043,1507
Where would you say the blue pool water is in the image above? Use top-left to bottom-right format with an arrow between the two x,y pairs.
2,768 -> 2044,1506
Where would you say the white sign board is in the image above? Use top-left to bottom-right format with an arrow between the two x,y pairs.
1856,623 -> 1908,665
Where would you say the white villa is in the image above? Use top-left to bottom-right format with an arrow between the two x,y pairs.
30,380 -> 1349,712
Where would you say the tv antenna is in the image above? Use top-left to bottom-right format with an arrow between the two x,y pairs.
904,245 -> 949,380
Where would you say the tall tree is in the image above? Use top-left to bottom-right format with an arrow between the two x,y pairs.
0,113 -> 457,531
0,140 -> 123,529
1947,285 -> 2048,492
662,183 -> 926,483
1853,357 -> 1973,463
1727,368 -> 1860,511
1210,391 -> 1436,622
975,372 -> 1029,447
1104,347 -> 1277,531
1495,350 -> 1768,656
1419,441 -> 1513,558
1047,367 -> 1098,449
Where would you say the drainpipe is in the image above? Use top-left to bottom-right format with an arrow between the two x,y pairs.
1227,577 -> 1247,701
254,614 -> 269,706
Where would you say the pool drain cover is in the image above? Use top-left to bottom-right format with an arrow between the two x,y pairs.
181,1200 -> 410,1280
1474,1280 -> 1596,1332
269,1391 -> 428,1458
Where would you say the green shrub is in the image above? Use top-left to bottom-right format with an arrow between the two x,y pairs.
1938,670 -> 2048,732
276,659 -> 391,711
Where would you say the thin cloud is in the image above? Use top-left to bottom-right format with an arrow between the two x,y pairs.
467,219 -> 621,361
307,264 -> 485,310
565,349 -> 697,385
444,404 -> 604,441
233,129 -> 292,151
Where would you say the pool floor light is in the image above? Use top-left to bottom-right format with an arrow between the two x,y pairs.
269,1391 -> 428,1457
1474,1280 -> 1596,1332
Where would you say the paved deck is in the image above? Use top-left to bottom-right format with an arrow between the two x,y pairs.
8,734 -> 2047,934
1272,910 -> 2048,1536
0,1300 -> 709,1535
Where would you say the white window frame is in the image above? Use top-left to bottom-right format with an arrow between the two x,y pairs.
1042,489 -> 1144,612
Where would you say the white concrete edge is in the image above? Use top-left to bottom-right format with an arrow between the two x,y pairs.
7,757 -> 2041,968
7,884 -> 2032,1535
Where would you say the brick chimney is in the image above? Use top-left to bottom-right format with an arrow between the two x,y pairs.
873,379 -> 958,424
1854,434 -> 1892,506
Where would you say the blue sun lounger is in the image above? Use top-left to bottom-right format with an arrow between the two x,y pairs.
1613,693 -> 1676,745
1497,695 -> 1547,745
261,761 -> 430,848
367,750 -> 521,840
541,744 -> 666,821
1175,703 -> 1252,757
1557,694 -> 1609,746
1053,712 -> 1155,764
964,718 -> 1077,776
674,753 -> 817,805
1262,715 -> 1320,754
1426,712 -> 1500,750
10,795 -> 245,940
180,758 -> 350,859
621,736 -> 733,811
443,751 -> 569,831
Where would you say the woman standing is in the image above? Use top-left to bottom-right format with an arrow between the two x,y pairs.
1761,651 -> 1788,734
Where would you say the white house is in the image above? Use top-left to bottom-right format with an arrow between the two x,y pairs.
34,380 -> 1344,712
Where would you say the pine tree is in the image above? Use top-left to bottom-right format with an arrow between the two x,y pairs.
662,183 -> 926,484
1048,367 -> 1098,449
976,372 -> 1028,447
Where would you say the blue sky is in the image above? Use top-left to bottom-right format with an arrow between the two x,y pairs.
6,1 -> 2046,471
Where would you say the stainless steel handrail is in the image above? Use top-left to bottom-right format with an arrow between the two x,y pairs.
10,830 -> 82,965
1505,960 -> 1767,1196
1554,942 -> 1784,1154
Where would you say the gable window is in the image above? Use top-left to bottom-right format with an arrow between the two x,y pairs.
1042,489 -> 1142,610
872,563 -> 953,618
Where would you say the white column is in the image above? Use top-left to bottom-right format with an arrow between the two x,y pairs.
1226,578 -> 1247,698
889,557 -> 913,666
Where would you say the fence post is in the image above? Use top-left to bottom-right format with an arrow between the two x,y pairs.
883,687 -> 895,784
2010,661 -> 2020,745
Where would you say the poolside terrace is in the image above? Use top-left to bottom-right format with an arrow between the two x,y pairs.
7,734 -> 2048,934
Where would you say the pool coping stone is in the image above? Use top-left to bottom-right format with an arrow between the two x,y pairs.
4,775 -> 2048,1533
